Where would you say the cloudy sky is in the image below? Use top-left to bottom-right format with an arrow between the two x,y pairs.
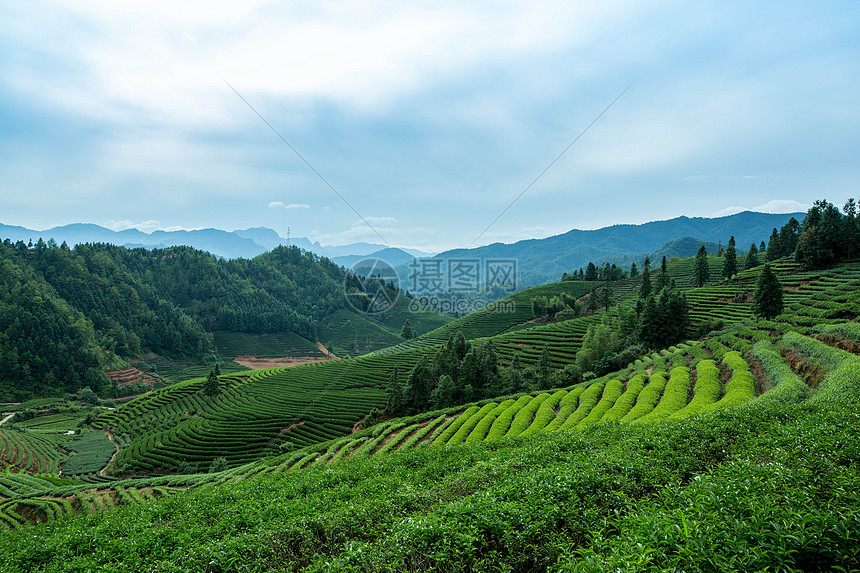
2,1 -> 858,252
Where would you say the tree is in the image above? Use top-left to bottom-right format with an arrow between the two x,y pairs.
693,245 -> 710,287
656,256 -> 669,290
203,370 -> 220,397
584,262 -> 597,282
745,243 -> 759,270
752,264 -> 784,319
431,374 -> 456,409
722,236 -> 738,280
385,368 -> 405,415
405,359 -> 434,413
766,228 -> 781,261
599,286 -> 613,310
778,217 -> 800,257
629,262 -> 638,278
208,457 -> 228,473
400,319 -> 413,340
639,257 -> 652,299
638,288 -> 690,350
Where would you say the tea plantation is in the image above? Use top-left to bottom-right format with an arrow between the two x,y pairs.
0,259 -> 858,571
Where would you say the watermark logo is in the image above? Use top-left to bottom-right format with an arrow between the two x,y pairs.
407,258 -> 518,315
343,257 -> 400,316
408,258 -> 518,294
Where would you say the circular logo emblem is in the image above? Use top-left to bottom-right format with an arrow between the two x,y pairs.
343,257 -> 400,315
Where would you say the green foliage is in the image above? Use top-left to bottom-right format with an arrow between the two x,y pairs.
203,371 -> 220,397
400,319 -> 414,341
722,236 -> 738,279
703,351 -> 756,412
603,374 -> 646,422
62,431 -> 114,477
752,341 -> 809,404
752,263 -> 784,319
505,393 -> 550,438
6,354 -> 860,571
638,288 -> 690,350
813,321 -> 860,343
213,331 -> 323,359
433,406 -> 480,445
671,360 -> 721,417
578,378 -> 624,426
636,367 -> 690,423
694,245 -> 710,287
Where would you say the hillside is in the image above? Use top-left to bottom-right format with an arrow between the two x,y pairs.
0,259 -> 858,570
0,239 -> 451,400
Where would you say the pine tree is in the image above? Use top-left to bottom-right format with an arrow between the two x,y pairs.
400,319 -> 413,340
722,236 -> 738,280
629,262 -> 638,278
752,264 -> 784,319
639,257 -> 652,299
693,246 -> 710,287
766,228 -> 781,261
745,243 -> 759,270
656,255 -> 670,290
385,368 -> 405,414
203,370 -> 220,397
599,286 -> 613,310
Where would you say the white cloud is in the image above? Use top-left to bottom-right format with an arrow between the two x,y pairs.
750,199 -> 809,214
268,202 -> 310,209
103,219 -> 193,233
710,199 -> 809,218
356,216 -> 397,226
2,1 -> 642,128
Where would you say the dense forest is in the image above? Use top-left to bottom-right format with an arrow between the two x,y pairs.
0,240 -> 352,400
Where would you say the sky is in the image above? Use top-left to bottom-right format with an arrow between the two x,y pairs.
1,1 -> 858,253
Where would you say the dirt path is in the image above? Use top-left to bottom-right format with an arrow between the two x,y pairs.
317,342 -> 339,359
98,432 -> 120,479
0,412 -> 15,426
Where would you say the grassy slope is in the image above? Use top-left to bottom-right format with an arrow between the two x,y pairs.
1,339 -> 857,571
0,262 -> 860,570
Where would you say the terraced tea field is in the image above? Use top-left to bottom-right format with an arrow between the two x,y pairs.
213,330 -> 324,359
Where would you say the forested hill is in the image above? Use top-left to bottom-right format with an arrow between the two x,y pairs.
435,210 -> 803,286
0,239 -> 349,400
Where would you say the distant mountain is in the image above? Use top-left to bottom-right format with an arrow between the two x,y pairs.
0,223 -> 431,262
655,236 -> 722,260
423,211 -> 803,288
333,248 -> 420,271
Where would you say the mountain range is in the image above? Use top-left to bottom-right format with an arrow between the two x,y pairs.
0,223 -> 431,262
1,211 -> 802,288
422,211 -> 804,288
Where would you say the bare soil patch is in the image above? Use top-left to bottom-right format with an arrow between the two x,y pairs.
105,366 -> 159,388
814,334 -> 860,355
780,347 -> 824,388
234,355 -> 337,369
747,356 -> 771,395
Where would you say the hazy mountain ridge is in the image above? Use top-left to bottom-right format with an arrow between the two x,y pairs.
429,211 -> 802,287
0,223 -> 432,261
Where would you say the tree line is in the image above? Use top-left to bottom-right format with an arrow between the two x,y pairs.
0,239 -> 353,400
